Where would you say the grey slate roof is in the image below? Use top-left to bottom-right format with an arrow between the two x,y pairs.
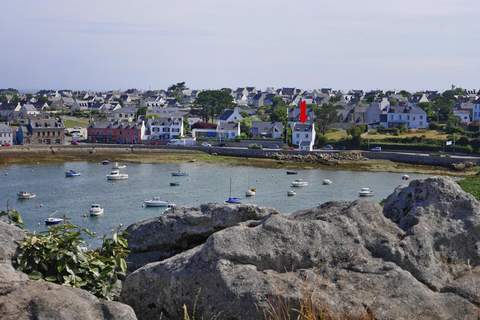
218,109 -> 234,121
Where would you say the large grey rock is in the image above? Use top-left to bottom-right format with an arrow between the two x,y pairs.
126,203 -> 278,270
0,220 -> 137,320
383,177 -> 480,291
121,178 -> 480,320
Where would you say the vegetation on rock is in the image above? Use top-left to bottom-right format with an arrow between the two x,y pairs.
15,223 -> 129,300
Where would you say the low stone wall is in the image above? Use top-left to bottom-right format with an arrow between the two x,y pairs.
363,151 -> 480,167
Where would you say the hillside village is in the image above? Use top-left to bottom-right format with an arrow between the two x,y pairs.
0,85 -> 479,152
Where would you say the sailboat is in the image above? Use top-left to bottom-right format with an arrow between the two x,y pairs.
225,177 -> 241,204
245,175 -> 256,197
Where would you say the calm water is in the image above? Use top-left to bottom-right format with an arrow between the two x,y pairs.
0,162 -> 430,242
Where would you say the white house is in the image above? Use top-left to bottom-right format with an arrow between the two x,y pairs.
453,109 -> 471,124
380,105 -> 428,129
107,106 -> 136,122
251,121 -> 284,139
0,123 -> 13,145
148,116 -> 184,141
216,122 -> 240,140
218,107 -> 243,123
292,122 -> 316,151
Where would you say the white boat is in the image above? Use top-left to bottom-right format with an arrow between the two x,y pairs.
89,204 -> 104,216
322,179 -> 333,185
245,188 -> 256,197
287,190 -> 296,196
18,191 -> 36,199
171,171 -> 188,177
359,187 -> 374,197
402,175 -> 410,181
144,197 -> 171,207
45,217 -> 63,225
112,162 -> 127,169
106,170 -> 128,180
291,179 -> 308,187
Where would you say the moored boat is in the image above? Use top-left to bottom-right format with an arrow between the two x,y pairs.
402,175 -> 410,181
245,188 -> 256,197
65,169 -> 81,177
291,179 -> 308,187
101,160 -> 110,165
171,171 -> 188,177
89,204 -> 104,216
286,171 -> 298,175
359,187 -> 374,197
322,179 -> 333,185
144,197 -> 171,207
17,191 -> 36,200
45,217 -> 63,225
225,197 -> 242,204
106,170 -> 128,180
287,190 -> 296,196
170,182 -> 180,187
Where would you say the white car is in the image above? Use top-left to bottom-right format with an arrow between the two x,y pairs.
201,142 -> 212,147
370,146 -> 382,152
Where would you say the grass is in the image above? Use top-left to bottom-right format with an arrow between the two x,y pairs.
458,175 -> 480,200
63,117 -> 90,128
362,129 -> 448,141
324,129 -> 448,142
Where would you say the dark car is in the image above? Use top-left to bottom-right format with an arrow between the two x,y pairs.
322,144 -> 333,150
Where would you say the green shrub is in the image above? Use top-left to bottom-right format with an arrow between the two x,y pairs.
248,143 -> 263,149
0,210 -> 24,228
15,223 -> 129,300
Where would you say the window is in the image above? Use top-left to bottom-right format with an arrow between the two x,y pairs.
305,134 -> 309,138
296,133 -> 300,138
419,115 -> 423,120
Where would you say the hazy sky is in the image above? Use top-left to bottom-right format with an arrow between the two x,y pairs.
1,0 -> 478,91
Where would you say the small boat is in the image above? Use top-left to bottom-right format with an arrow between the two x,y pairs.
112,162 -> 126,169
322,179 -> 333,185
89,204 -> 104,216
144,197 -> 171,207
286,171 -> 298,175
170,182 -> 180,187
287,190 -> 296,196
171,171 -> 188,177
18,191 -> 36,200
245,188 -> 256,197
225,197 -> 242,204
402,175 -> 410,181
45,217 -> 63,225
65,169 -> 81,177
101,160 -> 110,165
106,170 -> 128,180
291,179 -> 308,187
359,187 -> 374,197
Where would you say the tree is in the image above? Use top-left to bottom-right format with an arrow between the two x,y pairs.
194,89 -> 235,122
168,82 -> 187,102
347,125 -> 365,148
271,105 -> 288,123
136,107 -> 147,118
240,117 -> 252,137
316,103 -> 340,135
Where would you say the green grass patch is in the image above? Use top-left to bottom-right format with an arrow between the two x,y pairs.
64,118 -> 90,128
458,175 -> 480,200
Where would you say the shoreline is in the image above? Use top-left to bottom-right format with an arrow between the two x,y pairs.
0,146 -> 474,176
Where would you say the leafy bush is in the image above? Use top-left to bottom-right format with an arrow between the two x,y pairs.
0,210 -> 24,228
16,223 -> 129,300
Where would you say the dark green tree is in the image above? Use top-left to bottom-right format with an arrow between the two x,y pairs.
316,103 -> 340,135
194,89 -> 235,122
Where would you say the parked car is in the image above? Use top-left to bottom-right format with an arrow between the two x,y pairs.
201,142 -> 212,147
1,143 -> 11,147
370,146 -> 382,152
322,144 -> 333,150
71,141 -> 79,145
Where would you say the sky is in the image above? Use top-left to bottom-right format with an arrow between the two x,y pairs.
1,0 -> 479,91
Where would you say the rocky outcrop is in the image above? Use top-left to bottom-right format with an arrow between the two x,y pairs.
0,221 -> 137,320
269,151 -> 366,163
121,177 -> 480,320
125,203 -> 279,270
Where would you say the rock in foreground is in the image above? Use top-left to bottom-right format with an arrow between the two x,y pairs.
0,221 -> 137,320
125,203 -> 278,270
121,177 -> 480,320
